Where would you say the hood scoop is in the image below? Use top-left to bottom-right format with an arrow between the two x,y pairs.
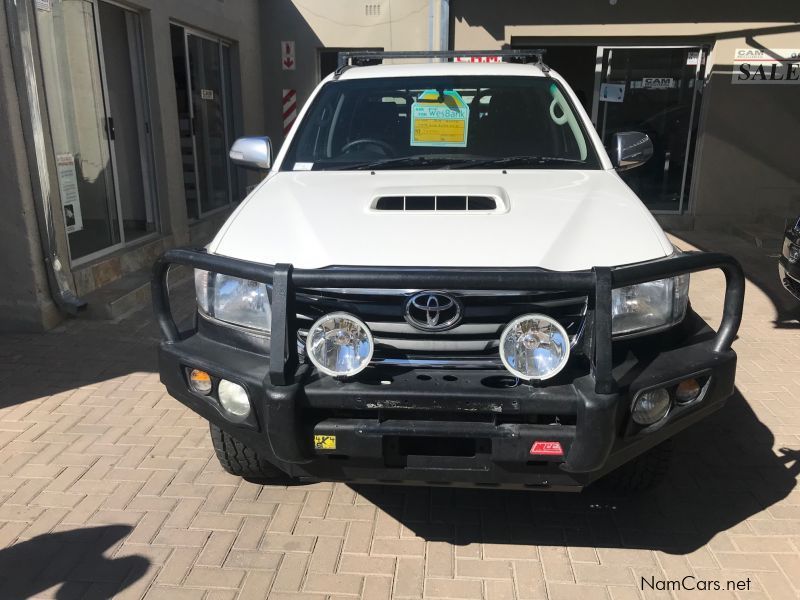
372,194 -> 505,213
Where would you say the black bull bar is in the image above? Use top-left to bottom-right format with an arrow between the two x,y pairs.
153,248 -> 745,397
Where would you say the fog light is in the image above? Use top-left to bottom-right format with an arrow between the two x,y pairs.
675,378 -> 702,405
631,388 -> 671,425
218,379 -> 251,420
188,369 -> 212,395
499,314 -> 570,381
307,312 -> 374,377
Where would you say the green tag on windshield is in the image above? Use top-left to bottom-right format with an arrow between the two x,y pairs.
410,89 -> 470,147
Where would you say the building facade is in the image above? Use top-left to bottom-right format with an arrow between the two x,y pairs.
1,0 -> 264,331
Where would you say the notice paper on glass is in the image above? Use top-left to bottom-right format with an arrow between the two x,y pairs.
56,154 -> 84,234
599,83 -> 625,103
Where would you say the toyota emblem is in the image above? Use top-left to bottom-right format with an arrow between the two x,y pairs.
404,292 -> 462,332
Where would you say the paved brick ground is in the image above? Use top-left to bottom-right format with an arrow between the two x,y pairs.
0,233 -> 798,599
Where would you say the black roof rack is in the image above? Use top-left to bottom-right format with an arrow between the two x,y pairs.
334,49 -> 549,79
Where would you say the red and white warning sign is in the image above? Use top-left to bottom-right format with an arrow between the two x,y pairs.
281,41 -> 295,70
282,89 -> 297,135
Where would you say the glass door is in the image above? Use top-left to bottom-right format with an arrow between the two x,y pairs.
594,47 -> 705,213
170,26 -> 239,219
96,1 -> 157,244
36,0 -> 156,263
37,0 -> 120,261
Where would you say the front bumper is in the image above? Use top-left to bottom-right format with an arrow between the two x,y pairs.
779,228 -> 800,300
153,250 -> 744,490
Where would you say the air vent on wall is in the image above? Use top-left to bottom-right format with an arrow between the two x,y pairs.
365,3 -> 381,16
373,195 -> 502,212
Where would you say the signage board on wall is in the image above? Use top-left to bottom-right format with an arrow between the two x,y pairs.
281,41 -> 296,70
56,154 -> 83,234
641,77 -> 675,89
733,49 -> 800,84
35,0 -> 52,11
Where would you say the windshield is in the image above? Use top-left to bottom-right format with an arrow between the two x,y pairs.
282,75 -> 600,171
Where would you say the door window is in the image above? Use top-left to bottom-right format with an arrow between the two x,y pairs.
596,47 -> 705,213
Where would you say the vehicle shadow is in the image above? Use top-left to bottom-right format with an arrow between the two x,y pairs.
352,388 -> 798,554
0,525 -> 148,599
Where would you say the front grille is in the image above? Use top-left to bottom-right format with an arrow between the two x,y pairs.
294,288 -> 587,368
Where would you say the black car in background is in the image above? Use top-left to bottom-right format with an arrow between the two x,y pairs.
780,216 -> 800,301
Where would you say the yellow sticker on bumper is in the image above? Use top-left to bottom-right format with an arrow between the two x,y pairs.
314,435 -> 336,450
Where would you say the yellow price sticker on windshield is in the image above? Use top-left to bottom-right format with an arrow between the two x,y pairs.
314,435 -> 336,450
411,89 -> 469,147
413,119 -> 466,144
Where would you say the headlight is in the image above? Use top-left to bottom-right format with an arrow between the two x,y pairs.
306,312 -> 374,377
195,270 -> 271,332
784,238 -> 800,264
612,274 -> 689,337
499,314 -> 570,381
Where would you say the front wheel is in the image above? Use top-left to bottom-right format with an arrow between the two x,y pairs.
596,439 -> 674,494
210,423 -> 287,481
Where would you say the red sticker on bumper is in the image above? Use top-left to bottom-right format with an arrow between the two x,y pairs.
530,441 -> 564,456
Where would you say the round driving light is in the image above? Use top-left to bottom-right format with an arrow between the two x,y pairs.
675,378 -> 702,405
306,312 -> 374,378
499,314 -> 570,381
188,369 -> 212,395
631,388 -> 671,425
218,379 -> 251,420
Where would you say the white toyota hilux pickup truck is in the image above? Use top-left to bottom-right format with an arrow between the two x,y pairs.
153,51 -> 744,492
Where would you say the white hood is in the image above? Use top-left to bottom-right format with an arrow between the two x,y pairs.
210,170 -> 673,271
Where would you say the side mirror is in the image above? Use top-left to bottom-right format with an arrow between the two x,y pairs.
229,136 -> 272,170
610,132 -> 653,171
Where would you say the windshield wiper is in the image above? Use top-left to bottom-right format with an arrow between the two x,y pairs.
326,154 -> 586,171
449,155 -> 587,169
328,155 -> 470,171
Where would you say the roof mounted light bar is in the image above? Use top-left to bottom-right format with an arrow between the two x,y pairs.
334,49 -> 549,78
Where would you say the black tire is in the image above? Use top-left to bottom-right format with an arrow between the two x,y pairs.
210,423 -> 285,480
597,439 -> 674,494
